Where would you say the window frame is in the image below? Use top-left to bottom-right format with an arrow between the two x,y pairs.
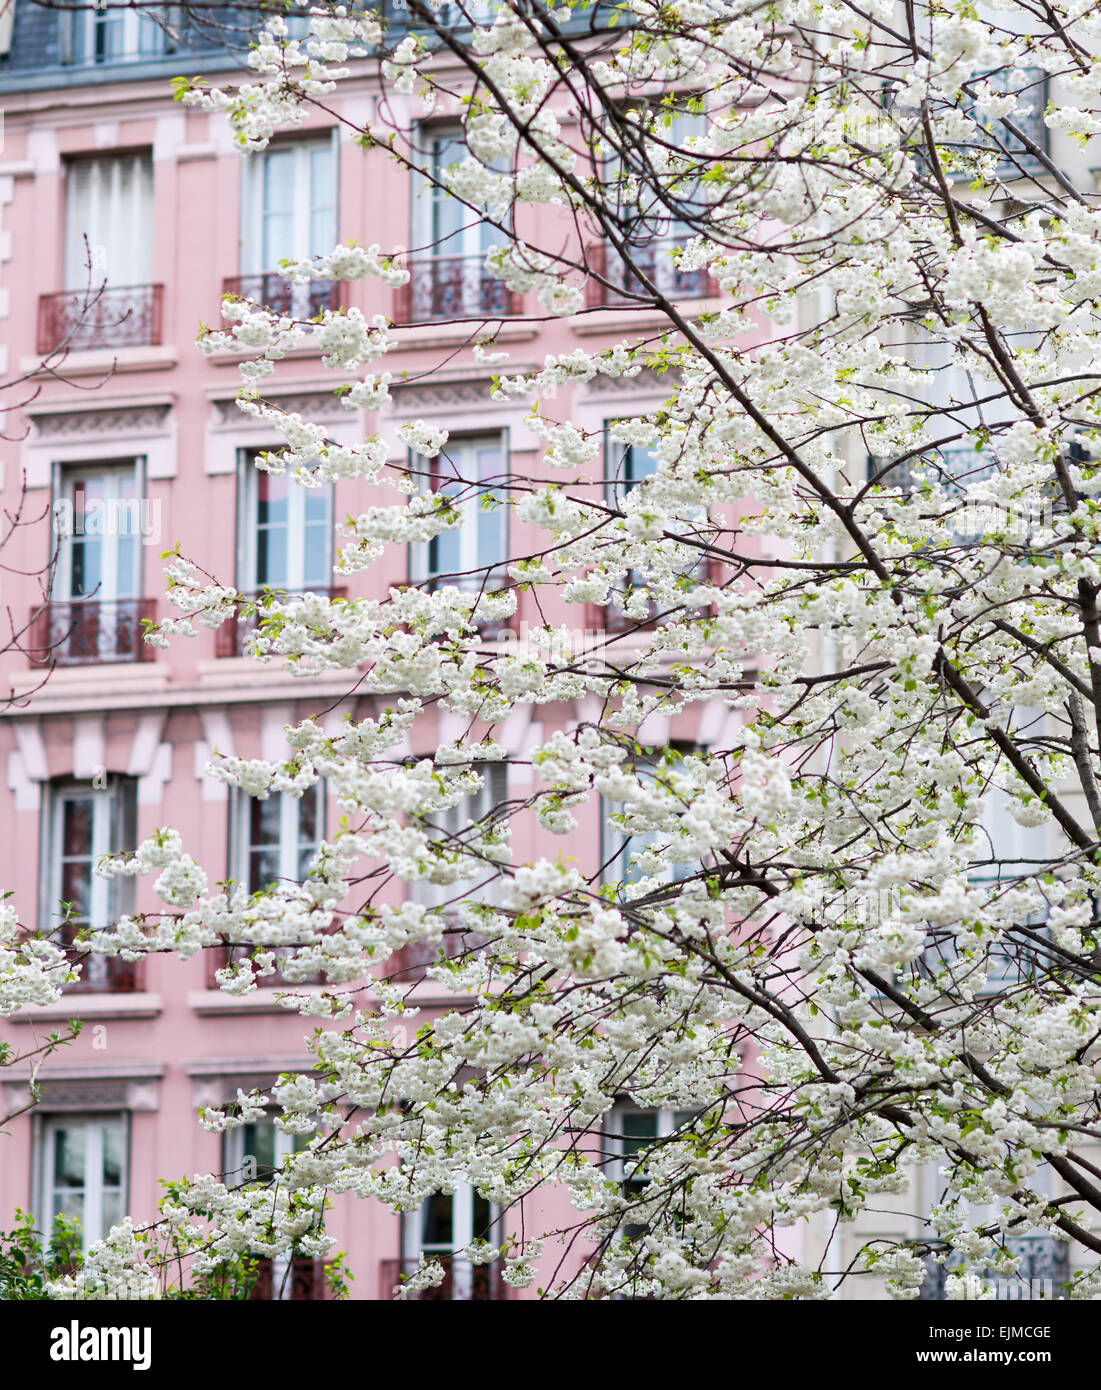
40,777 -> 138,989
35,1112 -> 130,1255
235,449 -> 334,597
239,133 -> 339,279
409,432 -> 510,592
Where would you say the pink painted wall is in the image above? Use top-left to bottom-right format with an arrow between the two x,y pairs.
0,57 -> 768,1299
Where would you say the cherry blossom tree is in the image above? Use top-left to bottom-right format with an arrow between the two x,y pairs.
36,0 -> 1101,1299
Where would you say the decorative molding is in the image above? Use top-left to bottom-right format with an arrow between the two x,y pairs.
579,368 -> 667,398
2,1062 -> 164,1114
386,378 -> 494,413
22,400 -> 177,488
208,392 -> 348,429
30,403 -> 172,439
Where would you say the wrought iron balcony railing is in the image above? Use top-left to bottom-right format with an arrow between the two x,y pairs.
378,1255 -> 506,1300
392,255 -> 522,324
919,1234 -> 1069,1300
28,598 -> 156,667
584,240 -> 717,308
222,275 -> 341,320
37,284 -> 164,354
215,587 -> 347,659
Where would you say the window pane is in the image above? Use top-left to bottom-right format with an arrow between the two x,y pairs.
420,1192 -> 454,1249
52,1126 -> 86,1189
101,1121 -> 124,1188
298,786 -> 319,848
302,522 -> 330,588
250,797 -> 282,848
249,849 -> 281,892
241,1120 -> 279,1182
62,798 -> 95,858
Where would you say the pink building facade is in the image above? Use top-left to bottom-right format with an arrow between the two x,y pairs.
0,2 -> 745,1298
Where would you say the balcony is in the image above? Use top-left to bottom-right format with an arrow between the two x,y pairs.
222,274 -> 341,320
215,587 -> 347,659
584,240 -> 716,309
249,1258 -> 325,1301
386,929 -> 489,984
37,284 -> 164,355
918,1235 -> 1069,1300
392,255 -> 522,325
378,1256 -> 507,1301
28,598 -> 156,667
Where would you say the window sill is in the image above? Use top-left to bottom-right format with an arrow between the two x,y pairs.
7,992 -> 163,1023
188,987 -> 330,1016
388,320 -> 537,352
572,298 -> 726,336
19,345 -> 178,377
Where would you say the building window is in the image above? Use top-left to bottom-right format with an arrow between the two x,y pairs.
65,154 -> 154,292
219,785 -> 325,985
43,779 -> 138,992
391,1183 -> 502,1300
37,154 -> 162,354
600,744 -> 702,888
394,126 -> 517,322
604,1103 -> 696,1240
39,1114 -> 128,1253
63,3 -> 168,66
216,452 -> 335,657
391,764 -> 505,980
598,424 -> 711,628
587,101 -> 713,305
232,137 -> 337,317
234,784 -> 324,894
222,1116 -> 322,1300
412,437 -> 508,594
35,462 -> 151,667
240,453 -> 333,595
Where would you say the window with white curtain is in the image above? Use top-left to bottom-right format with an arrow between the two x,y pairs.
65,154 -> 154,291
63,4 -> 168,66
38,1114 -> 128,1253
241,137 -> 336,274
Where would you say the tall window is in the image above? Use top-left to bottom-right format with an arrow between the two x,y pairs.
65,154 -> 154,293
410,762 -> 507,911
605,1103 -> 696,1240
222,785 -> 325,985
239,453 -> 332,595
601,744 -> 701,887
63,4 -> 168,66
45,462 -> 145,665
414,437 -> 508,593
601,424 -> 710,627
44,779 -> 138,991
39,1114 -> 127,1253
399,1184 -> 500,1300
222,1116 -> 321,1300
238,138 -> 336,316
596,100 -> 711,302
400,126 -> 513,320
234,785 -> 324,894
